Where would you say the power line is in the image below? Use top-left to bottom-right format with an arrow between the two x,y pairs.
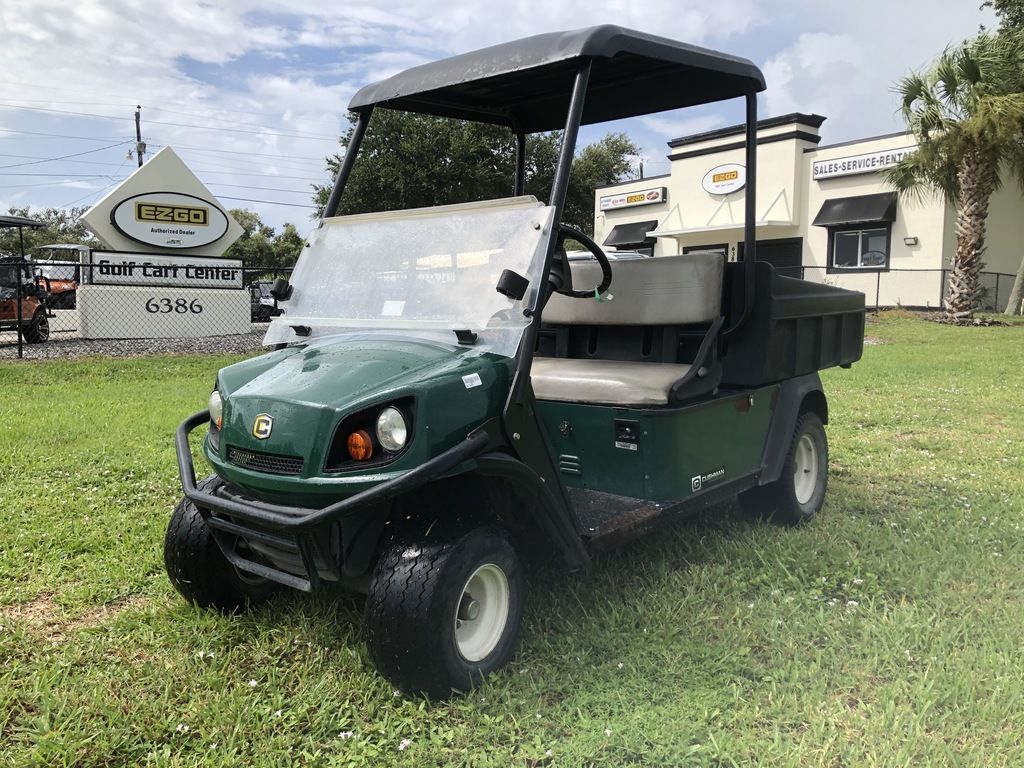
0,80 -> 321,122
0,177 -> 110,190
0,127 -> 132,142
217,195 -> 316,209
0,102 -> 339,141
0,153 -> 133,168
0,172 -> 127,177
0,140 -> 132,170
203,182 -> 315,195
147,141 -> 328,162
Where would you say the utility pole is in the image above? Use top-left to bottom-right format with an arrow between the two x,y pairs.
134,106 -> 146,167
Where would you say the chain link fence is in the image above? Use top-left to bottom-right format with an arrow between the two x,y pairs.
1,262 -> 292,359
795,266 -> 1017,314
2,261 -> 1019,360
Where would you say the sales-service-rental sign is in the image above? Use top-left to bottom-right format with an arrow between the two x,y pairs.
812,147 -> 916,180
110,192 -> 230,249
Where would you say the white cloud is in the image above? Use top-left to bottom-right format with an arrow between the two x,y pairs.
641,114 -> 728,141
763,32 -> 863,127
0,0 -> 998,227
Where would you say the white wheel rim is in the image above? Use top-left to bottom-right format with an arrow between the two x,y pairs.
793,433 -> 819,505
454,563 -> 510,663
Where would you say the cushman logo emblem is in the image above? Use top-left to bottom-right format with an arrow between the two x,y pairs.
691,467 -> 726,492
252,413 -> 273,439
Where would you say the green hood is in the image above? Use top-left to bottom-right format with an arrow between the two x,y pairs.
213,333 -> 511,484
229,335 -> 468,409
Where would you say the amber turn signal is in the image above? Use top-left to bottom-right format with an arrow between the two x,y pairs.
347,429 -> 374,461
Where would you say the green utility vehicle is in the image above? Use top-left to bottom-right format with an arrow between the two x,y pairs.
166,26 -> 864,697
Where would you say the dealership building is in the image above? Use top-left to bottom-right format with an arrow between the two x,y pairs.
593,114 -> 1023,310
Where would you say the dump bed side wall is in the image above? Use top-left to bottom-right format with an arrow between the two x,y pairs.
722,262 -> 865,387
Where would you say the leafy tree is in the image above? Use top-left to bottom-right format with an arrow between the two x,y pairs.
313,111 -> 639,234
885,31 -> 1024,321
272,222 -> 306,267
983,0 -> 1024,31
223,209 -> 306,271
0,206 -> 99,258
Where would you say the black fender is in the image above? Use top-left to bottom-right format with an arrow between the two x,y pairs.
474,452 -> 589,571
758,373 -> 828,485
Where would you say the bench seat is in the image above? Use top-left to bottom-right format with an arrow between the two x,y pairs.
532,357 -> 692,406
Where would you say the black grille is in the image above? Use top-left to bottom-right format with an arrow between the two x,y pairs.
227,446 -> 303,476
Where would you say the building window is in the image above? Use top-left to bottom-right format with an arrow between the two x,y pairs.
683,243 -> 728,257
828,225 -> 890,271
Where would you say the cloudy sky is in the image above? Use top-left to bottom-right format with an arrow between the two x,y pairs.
0,0 -> 993,233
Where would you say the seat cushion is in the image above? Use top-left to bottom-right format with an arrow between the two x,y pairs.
543,251 -> 724,326
532,357 -> 691,406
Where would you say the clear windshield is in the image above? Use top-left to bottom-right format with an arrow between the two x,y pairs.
264,197 -> 555,357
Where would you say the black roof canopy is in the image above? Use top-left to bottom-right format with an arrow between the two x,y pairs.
0,214 -> 44,229
349,26 -> 765,133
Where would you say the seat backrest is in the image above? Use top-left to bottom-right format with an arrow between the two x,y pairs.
542,251 -> 724,326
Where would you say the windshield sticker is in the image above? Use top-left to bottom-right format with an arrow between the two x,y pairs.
462,373 -> 482,389
381,300 -> 405,317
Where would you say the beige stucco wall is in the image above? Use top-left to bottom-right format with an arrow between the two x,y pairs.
983,182 -> 1024,276
804,133 -> 948,308
595,117 -> 818,259
594,116 -> 1024,309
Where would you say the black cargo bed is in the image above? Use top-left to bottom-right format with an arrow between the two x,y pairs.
722,262 -> 865,387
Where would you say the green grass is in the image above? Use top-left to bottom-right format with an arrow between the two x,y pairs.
1,315 -> 1023,767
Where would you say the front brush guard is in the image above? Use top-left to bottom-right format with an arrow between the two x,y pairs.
175,410 -> 490,590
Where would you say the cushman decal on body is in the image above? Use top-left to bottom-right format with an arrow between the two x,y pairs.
691,467 -> 725,492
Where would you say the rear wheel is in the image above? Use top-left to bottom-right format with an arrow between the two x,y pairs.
740,411 -> 828,526
364,525 -> 523,698
164,476 -> 279,612
22,310 -> 48,344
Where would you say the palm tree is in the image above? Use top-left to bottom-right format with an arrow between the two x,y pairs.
886,31 -> 1024,322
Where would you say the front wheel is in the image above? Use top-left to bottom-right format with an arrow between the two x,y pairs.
740,411 -> 828,526
364,525 -> 523,698
164,476 -> 279,613
22,310 -> 49,344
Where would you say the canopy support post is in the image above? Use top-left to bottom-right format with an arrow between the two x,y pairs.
323,108 -> 373,219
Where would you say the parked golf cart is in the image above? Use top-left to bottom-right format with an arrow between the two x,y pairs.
166,26 -> 865,697
35,243 -> 88,310
0,215 -> 51,349
248,280 -> 282,323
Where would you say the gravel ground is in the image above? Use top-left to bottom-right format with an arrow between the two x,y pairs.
0,330 -> 267,360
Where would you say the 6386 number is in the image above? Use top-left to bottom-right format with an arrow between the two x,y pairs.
145,297 -> 204,314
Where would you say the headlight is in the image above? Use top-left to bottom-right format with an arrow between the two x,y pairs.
375,406 -> 408,452
208,390 -> 223,428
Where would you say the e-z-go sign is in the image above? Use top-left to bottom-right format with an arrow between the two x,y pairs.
89,251 -> 243,289
599,187 -> 667,211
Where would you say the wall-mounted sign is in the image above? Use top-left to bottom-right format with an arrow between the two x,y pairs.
812,146 -> 915,180
110,192 -> 230,249
90,251 -> 243,289
599,187 -> 667,211
701,163 -> 746,195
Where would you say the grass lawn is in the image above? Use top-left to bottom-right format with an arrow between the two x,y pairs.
1,314 -> 1022,767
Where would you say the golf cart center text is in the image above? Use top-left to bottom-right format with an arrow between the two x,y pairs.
96,260 -> 239,282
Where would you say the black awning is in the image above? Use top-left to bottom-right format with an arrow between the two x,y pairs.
812,192 -> 897,227
603,220 -> 658,247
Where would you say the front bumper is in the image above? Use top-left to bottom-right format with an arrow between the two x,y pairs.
175,410 -> 489,590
